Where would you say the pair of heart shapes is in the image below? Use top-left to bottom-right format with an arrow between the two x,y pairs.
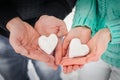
38,34 -> 89,58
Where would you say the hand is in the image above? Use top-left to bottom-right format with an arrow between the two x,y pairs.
35,15 -> 68,65
62,58 -> 84,74
6,17 -> 57,69
61,27 -> 91,73
86,28 -> 111,62
63,27 -> 91,57
35,15 -> 68,37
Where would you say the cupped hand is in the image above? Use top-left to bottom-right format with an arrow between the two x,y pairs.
35,15 -> 68,65
61,26 -> 91,73
35,15 -> 68,37
62,27 -> 91,57
86,28 -> 111,62
6,17 -> 57,69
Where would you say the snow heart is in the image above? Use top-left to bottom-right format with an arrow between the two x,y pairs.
69,38 -> 89,58
38,34 -> 58,54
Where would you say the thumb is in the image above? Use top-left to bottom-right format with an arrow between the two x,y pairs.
62,35 -> 71,57
55,38 -> 62,65
57,24 -> 68,37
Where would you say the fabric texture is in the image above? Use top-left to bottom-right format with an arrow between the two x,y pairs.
72,0 -> 120,68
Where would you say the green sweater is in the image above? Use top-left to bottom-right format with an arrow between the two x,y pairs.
72,0 -> 120,67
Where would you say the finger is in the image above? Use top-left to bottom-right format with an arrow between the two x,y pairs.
46,55 -> 58,70
57,21 -> 68,37
63,66 -> 67,74
45,27 -> 59,36
79,65 -> 84,69
47,63 -> 58,70
55,38 -> 62,65
65,49 -> 69,57
62,35 -> 72,57
31,33 -> 40,48
61,57 -> 86,66
9,36 -> 28,55
39,48 -> 58,70
73,65 -> 80,71
66,65 -> 73,73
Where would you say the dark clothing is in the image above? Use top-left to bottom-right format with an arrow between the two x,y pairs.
0,0 -> 76,37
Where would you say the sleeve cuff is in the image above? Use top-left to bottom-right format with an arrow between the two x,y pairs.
71,0 -> 97,35
72,17 -> 96,30
72,16 -> 97,36
106,19 -> 120,44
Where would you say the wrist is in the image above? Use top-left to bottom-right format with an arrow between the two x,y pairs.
103,28 -> 111,40
76,26 -> 91,33
99,28 -> 111,42
6,17 -> 23,32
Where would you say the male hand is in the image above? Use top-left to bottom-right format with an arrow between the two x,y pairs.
6,17 -> 57,69
35,15 -> 68,65
61,27 -> 91,73
35,15 -> 68,37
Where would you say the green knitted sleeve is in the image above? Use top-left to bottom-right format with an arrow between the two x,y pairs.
105,0 -> 120,44
72,0 -> 97,32
106,19 -> 120,44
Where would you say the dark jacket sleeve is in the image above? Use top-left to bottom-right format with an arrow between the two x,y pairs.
0,0 -> 76,37
40,0 -> 76,20
0,0 -> 18,31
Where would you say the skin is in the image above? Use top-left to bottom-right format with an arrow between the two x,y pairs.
35,15 -> 68,37
6,17 -> 56,69
61,27 -> 91,73
86,28 -> 111,62
35,15 -> 68,65
6,15 -> 68,69
61,27 -> 111,73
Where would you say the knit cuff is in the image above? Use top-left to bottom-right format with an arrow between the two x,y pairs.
106,19 -> 120,44
72,17 -> 97,35
72,17 -> 96,28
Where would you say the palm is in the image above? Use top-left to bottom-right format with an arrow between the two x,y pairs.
61,27 -> 91,73
86,28 -> 111,62
9,21 -> 56,68
9,22 -> 39,53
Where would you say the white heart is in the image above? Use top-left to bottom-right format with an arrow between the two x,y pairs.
38,34 -> 58,54
69,38 -> 89,58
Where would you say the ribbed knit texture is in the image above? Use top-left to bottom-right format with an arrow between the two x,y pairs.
72,0 -> 97,36
101,43 -> 120,67
106,19 -> 120,44
73,0 -> 120,68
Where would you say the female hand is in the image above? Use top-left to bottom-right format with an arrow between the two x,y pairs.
86,28 -> 111,62
61,27 -> 91,73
